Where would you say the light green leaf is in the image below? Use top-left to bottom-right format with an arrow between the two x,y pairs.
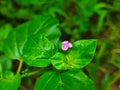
0,56 -> 12,74
0,24 -> 12,51
22,15 -> 60,67
3,15 -> 60,61
34,69 -> 94,90
50,40 -> 97,70
23,35 -> 57,67
3,23 -> 28,59
0,71 -> 21,90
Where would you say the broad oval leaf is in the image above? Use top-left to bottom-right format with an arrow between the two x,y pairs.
50,40 -> 97,70
34,69 -> 94,90
0,71 -> 21,90
3,15 -> 60,61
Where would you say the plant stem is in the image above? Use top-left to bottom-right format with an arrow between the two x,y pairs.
21,67 -> 52,78
21,70 -> 43,78
17,60 -> 23,74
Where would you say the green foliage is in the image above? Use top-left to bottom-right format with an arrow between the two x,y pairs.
23,36 -> 57,67
112,0 -> 120,11
0,71 -> 21,90
34,69 -> 94,90
3,15 -> 60,60
0,56 -> 12,74
50,40 -> 97,70
0,24 -> 12,51
2,0 -> 120,89
111,51 -> 120,68
101,70 -> 120,90
16,0 -> 46,6
3,23 -> 27,60
1,15 -> 96,90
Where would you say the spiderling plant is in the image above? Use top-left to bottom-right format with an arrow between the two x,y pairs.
0,15 -> 97,90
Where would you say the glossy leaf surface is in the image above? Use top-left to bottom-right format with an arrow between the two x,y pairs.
34,69 -> 94,90
50,40 -> 97,70
3,15 -> 60,61
23,35 -> 57,67
23,15 -> 60,67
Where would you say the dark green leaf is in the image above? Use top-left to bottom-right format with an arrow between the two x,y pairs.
102,74 -> 111,90
50,40 -> 97,70
34,69 -> 94,90
102,70 -> 120,90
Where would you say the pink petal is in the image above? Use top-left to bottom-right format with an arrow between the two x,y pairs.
61,41 -> 72,51
62,41 -> 69,44
68,43 -> 72,48
62,45 -> 68,51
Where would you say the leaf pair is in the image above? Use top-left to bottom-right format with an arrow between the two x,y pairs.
33,38 -> 97,90
34,69 -> 94,90
2,15 -> 97,90
4,15 -> 97,70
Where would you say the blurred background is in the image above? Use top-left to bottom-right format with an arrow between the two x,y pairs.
0,0 -> 120,90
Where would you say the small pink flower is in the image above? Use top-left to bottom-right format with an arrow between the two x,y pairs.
62,41 -> 72,51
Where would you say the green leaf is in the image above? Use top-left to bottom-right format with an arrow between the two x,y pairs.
0,56 -> 12,74
22,15 -> 60,67
34,69 -> 94,90
3,23 -> 28,59
50,40 -> 97,70
0,24 -> 12,51
23,35 -> 57,67
3,15 -> 60,61
0,71 -> 21,90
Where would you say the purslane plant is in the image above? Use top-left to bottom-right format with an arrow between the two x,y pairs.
0,15 -> 97,90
